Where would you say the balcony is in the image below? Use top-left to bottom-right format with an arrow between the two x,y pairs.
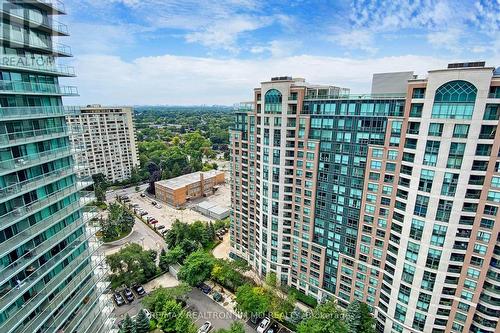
0,176 -> 93,228
0,105 -> 79,120
0,164 -> 75,202
0,33 -> 71,56
9,0 -> 67,15
0,55 -> 75,76
0,1 -> 68,35
79,295 -> 115,333
0,197 -> 96,258
0,125 -> 76,149
4,252 -> 104,333
0,223 -> 99,296
304,93 -> 406,100
0,80 -> 78,95
0,144 -> 79,176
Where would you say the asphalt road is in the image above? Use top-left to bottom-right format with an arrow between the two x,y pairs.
187,288 -> 254,333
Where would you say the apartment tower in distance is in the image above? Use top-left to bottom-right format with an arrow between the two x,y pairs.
66,105 -> 139,182
0,1 -> 115,333
230,63 -> 500,333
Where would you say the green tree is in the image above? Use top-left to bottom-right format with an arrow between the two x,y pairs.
216,321 -> 245,333
157,299 -> 182,332
134,309 -> 150,333
208,222 -> 216,241
297,300 -> 348,333
121,314 -> 134,333
177,250 -> 214,286
235,284 -> 271,317
92,173 -> 108,203
142,284 -> 191,314
106,243 -> 157,288
175,310 -> 197,333
345,300 -> 376,333
211,259 -> 249,291
165,220 -> 190,249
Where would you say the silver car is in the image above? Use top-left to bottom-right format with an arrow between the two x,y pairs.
198,321 -> 212,333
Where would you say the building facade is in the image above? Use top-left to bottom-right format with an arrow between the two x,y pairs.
155,170 -> 225,207
230,64 -> 500,333
66,105 -> 139,183
0,1 -> 114,333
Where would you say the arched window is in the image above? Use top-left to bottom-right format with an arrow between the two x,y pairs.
264,89 -> 282,113
432,80 -> 477,119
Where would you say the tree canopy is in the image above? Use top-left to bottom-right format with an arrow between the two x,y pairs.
106,243 -> 157,288
177,250 -> 215,286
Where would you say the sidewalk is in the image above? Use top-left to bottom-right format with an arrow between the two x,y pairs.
144,271 -> 180,293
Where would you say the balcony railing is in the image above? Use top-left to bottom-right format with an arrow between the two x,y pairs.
0,176 -> 93,228
0,1 -> 68,35
0,144 -> 81,175
0,223 -> 99,294
0,105 -> 79,119
53,277 -> 109,333
0,125 -> 77,148
80,299 -> 115,333
0,164 -> 74,201
0,196 -> 96,258
0,80 -> 78,95
304,93 -> 406,100
2,250 -> 103,333
34,0 -> 66,14
0,55 -> 75,76
0,33 -> 72,56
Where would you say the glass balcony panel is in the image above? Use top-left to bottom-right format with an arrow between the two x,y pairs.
0,106 -> 79,120
0,80 -> 78,95
0,197 -> 96,258
0,176 -> 92,228
0,125 -> 76,148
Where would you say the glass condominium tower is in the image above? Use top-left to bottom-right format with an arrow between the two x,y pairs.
230,63 -> 500,333
0,1 -> 114,333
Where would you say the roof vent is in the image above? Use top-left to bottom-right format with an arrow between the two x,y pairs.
271,76 -> 293,81
448,61 -> 485,69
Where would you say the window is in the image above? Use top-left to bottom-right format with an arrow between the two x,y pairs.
487,190 -> 500,203
417,293 -> 431,311
410,103 -> 423,117
372,148 -> 383,158
405,138 -> 418,149
441,173 -> 459,196
447,143 -> 466,168
432,80 -> 477,119
412,313 -> 427,331
410,219 -> 425,240
395,304 -> 407,322
388,150 -> 398,160
424,140 -> 440,166
405,242 -> 420,263
452,124 -> 470,138
413,88 -> 426,99
402,263 -> 415,283
407,122 -> 420,134
483,104 -> 499,120
436,200 -> 453,222
370,160 -> 382,170
425,248 -> 442,269
475,144 -> 492,156
479,125 -> 496,139
264,89 -> 282,113
431,225 -> 447,246
419,169 -> 434,192
414,195 -> 429,217
421,271 -> 436,291
428,123 -> 443,136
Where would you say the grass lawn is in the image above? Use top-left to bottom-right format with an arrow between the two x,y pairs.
103,228 -> 133,243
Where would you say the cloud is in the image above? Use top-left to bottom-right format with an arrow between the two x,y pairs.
328,29 -> 378,55
427,28 -> 462,51
250,40 -> 303,57
61,53 -> 496,106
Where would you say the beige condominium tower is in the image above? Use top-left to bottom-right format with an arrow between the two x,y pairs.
66,105 -> 140,182
230,62 -> 500,333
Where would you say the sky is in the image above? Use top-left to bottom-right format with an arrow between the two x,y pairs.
59,0 -> 500,106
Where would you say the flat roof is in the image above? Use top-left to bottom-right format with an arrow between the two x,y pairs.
156,170 -> 224,190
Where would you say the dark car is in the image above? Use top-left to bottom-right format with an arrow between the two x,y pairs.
140,193 -> 146,197
151,201 -> 157,206
156,225 -> 166,230
124,288 -> 134,302
265,322 -> 279,333
198,283 -> 212,294
132,284 -> 146,296
113,292 -> 125,306
212,292 -> 223,302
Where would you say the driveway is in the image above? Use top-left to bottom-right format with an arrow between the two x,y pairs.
187,288 -> 254,333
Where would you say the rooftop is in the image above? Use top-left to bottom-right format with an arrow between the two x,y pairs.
156,170 -> 224,190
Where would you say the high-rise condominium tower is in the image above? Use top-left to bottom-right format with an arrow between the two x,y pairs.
66,105 -> 140,183
230,63 -> 500,333
0,1 -> 114,332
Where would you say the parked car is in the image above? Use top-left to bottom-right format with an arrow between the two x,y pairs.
156,225 -> 165,230
132,284 -> 146,296
151,201 -> 157,206
123,288 -> 134,302
142,308 -> 152,320
147,216 -> 155,222
198,321 -> 212,333
139,211 -> 148,216
140,193 -> 146,197
156,204 -> 162,209
212,292 -> 223,302
265,322 -> 279,333
257,317 -> 271,333
198,283 -> 212,294
161,229 -> 169,236
113,292 -> 125,306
